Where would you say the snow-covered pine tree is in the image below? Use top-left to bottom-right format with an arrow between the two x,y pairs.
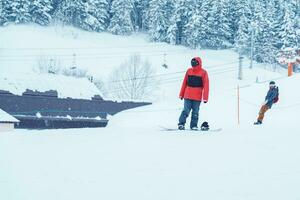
167,0 -> 197,45
140,0 -> 150,31
219,0 -> 235,46
228,0 -> 252,44
93,0 -> 110,31
132,0 -> 150,32
203,0 -> 232,49
295,0 -> 300,46
82,0 -> 109,31
108,0 -> 134,35
280,1 -> 298,49
228,0 -> 242,40
252,0 -> 269,62
259,0 -> 282,64
55,0 -> 105,32
166,0 -> 181,45
193,0 -> 217,48
182,0 -> 232,49
234,10 -> 251,56
2,0 -> 31,24
166,20 -> 178,45
0,0 -> 5,25
30,0 -> 53,26
55,0 -> 86,27
148,0 -> 174,42
184,3 -> 202,48
269,0 -> 285,49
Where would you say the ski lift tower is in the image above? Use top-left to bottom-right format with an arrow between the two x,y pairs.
162,53 -> 168,69
277,48 -> 299,77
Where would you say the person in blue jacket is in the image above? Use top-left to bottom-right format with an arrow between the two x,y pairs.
254,81 -> 279,125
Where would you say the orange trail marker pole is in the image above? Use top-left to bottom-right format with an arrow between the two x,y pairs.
288,62 -> 293,77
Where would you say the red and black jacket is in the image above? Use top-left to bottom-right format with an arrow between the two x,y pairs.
179,57 -> 209,102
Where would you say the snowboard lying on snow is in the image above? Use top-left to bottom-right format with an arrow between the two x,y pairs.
159,126 -> 222,132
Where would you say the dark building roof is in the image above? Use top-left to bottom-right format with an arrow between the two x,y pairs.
0,90 -> 150,129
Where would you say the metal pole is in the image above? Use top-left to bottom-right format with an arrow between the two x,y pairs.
237,85 -> 240,125
250,27 -> 254,69
238,55 -> 243,80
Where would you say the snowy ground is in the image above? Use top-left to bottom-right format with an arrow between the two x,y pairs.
1,25 -> 300,200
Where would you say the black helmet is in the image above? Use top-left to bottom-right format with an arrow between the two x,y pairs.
191,58 -> 199,67
269,81 -> 275,85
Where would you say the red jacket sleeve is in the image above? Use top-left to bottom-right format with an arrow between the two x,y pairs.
202,71 -> 209,102
179,71 -> 188,98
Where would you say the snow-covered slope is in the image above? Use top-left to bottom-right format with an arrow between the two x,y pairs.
0,25 -> 193,79
109,72 -> 300,130
0,25 -> 299,200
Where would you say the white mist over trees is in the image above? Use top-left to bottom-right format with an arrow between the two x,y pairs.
0,0 -> 299,64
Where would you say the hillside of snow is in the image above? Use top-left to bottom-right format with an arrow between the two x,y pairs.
1,74 -> 299,200
0,25 -> 286,101
0,25 -> 300,200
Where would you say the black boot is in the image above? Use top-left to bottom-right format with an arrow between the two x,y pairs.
178,124 -> 185,130
254,120 -> 262,125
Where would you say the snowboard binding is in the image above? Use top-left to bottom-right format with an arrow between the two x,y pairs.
200,121 -> 209,131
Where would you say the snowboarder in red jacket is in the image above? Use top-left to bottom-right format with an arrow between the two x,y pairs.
178,57 -> 209,130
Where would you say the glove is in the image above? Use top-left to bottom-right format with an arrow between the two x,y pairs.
203,101 -> 207,104
179,96 -> 183,100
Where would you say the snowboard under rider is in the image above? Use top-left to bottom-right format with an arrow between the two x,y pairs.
254,81 -> 279,125
178,57 -> 209,130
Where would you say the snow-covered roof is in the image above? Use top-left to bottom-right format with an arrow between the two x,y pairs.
0,109 -> 19,123
0,72 -> 102,100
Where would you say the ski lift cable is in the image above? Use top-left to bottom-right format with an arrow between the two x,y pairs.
106,68 -> 240,95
